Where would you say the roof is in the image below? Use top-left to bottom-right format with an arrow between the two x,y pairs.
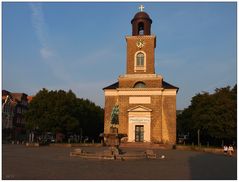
133,12 -> 151,20
103,82 -> 119,90
131,12 -> 152,24
2,90 -> 28,102
162,81 -> 179,92
11,93 -> 25,102
103,80 -> 179,92
27,96 -> 34,103
2,90 -> 10,96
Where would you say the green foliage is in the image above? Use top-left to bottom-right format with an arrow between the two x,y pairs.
24,88 -> 104,140
177,85 -> 237,145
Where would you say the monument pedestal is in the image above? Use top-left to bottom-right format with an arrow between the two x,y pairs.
104,127 -> 119,147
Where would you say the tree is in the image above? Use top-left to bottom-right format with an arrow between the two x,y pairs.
24,88 -> 104,142
177,85 -> 237,146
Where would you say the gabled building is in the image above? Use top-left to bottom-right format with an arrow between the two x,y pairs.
2,90 -> 29,141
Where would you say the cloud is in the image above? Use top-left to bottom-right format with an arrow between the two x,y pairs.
28,3 -> 114,107
29,3 -> 54,59
29,3 -> 71,81
40,47 -> 54,59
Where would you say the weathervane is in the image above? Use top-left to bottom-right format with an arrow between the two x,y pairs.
139,5 -> 144,12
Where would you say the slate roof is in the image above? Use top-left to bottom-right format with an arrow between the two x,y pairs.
103,80 -> 179,92
162,81 -> 179,92
103,82 -> 119,90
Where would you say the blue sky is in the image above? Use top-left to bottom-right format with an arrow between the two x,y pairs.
2,2 -> 236,110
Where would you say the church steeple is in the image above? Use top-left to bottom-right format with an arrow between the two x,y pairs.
131,5 -> 152,36
126,6 -> 156,74
103,7 -> 178,145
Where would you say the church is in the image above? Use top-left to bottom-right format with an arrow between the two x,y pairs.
103,6 -> 178,144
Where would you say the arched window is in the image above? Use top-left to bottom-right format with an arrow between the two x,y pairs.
138,22 -> 144,35
134,82 -> 146,88
136,53 -> 144,66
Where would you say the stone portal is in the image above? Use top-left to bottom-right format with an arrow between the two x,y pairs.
128,105 -> 151,142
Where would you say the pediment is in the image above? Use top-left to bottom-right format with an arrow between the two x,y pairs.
127,105 -> 152,112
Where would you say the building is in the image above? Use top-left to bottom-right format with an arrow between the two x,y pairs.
2,90 -> 29,141
103,7 -> 178,144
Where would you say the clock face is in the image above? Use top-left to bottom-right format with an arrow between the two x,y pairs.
136,39 -> 145,48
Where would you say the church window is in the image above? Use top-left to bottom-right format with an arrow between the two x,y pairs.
136,53 -> 144,66
134,51 -> 146,72
138,22 -> 144,35
134,82 -> 146,88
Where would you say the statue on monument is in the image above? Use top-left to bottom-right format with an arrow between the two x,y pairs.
110,104 -> 119,133
111,105 -> 119,125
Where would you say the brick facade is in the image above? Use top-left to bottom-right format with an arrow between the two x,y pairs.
126,36 -> 156,74
118,75 -> 162,88
103,10 -> 178,144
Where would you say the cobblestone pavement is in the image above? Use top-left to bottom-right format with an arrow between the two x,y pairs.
2,144 -> 237,180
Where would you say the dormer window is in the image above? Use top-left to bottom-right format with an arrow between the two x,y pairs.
134,51 -> 146,72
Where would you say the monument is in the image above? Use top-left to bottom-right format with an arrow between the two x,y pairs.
103,104 -> 120,147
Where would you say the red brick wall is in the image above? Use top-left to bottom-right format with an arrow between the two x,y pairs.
126,36 -> 156,74
119,77 -> 162,88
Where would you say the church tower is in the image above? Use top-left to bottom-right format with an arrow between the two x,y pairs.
103,6 -> 178,145
126,9 -> 155,74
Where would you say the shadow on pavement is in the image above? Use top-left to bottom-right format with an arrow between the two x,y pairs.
188,152 -> 237,180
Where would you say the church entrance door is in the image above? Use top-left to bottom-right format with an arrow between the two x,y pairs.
128,105 -> 152,142
135,125 -> 144,142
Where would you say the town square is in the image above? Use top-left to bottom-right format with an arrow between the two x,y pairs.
2,144 -> 237,180
2,2 -> 237,180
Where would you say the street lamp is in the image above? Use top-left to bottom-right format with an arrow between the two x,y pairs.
197,129 -> 200,147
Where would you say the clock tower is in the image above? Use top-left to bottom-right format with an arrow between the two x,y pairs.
103,6 -> 178,146
126,10 -> 155,74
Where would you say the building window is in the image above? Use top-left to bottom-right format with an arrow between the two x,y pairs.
134,82 -> 146,88
134,51 -> 146,72
136,53 -> 144,66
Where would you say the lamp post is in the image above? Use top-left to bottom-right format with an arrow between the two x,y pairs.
197,129 -> 200,147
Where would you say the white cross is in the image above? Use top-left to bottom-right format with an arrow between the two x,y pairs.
139,5 -> 144,12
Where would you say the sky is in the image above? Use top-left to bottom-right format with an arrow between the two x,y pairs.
2,2 -> 237,110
